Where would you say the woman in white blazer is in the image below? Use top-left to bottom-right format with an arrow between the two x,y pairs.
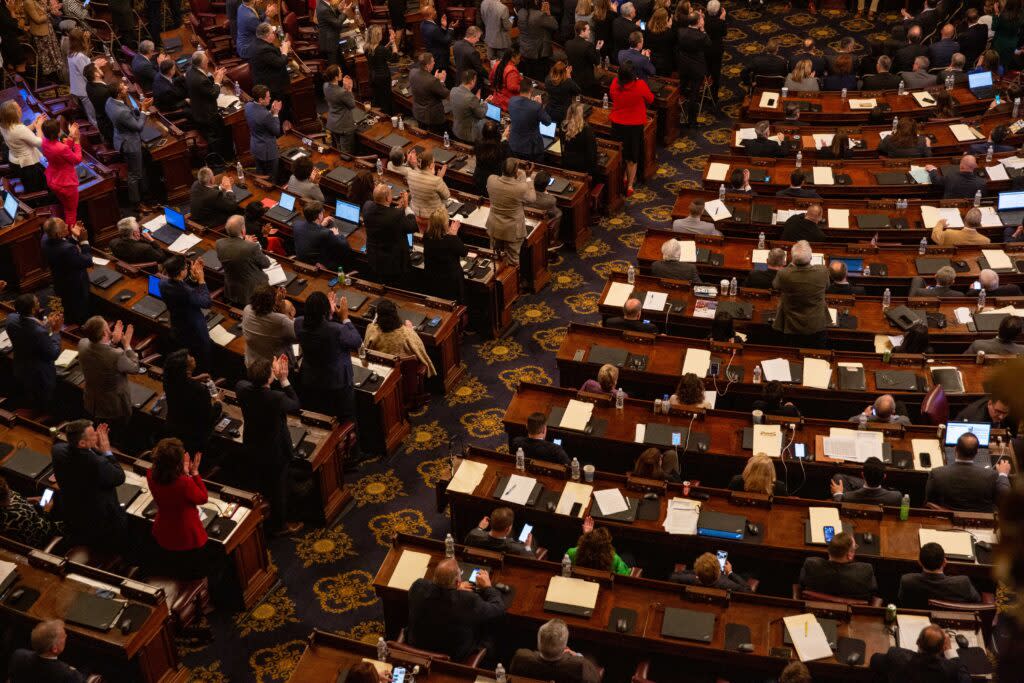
0,100 -> 46,192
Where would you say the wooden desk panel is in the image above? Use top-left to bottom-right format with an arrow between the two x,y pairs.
742,86 -> 993,123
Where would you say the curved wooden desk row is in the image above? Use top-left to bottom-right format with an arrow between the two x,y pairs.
742,85 -> 994,123
442,447 -> 997,581
373,534 -> 987,681
555,322 -> 995,411
701,153 -> 1016,197
502,382 -> 1018,502
669,191 -> 1010,245
597,271 -> 1019,353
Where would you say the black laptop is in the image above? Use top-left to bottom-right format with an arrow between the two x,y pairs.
915,257 -> 952,275
661,607 -> 715,643
116,483 -> 142,508
326,166 -> 358,185
265,193 -> 299,223
129,382 -> 156,408
131,276 -> 168,319
65,593 -> 125,631
89,267 -> 123,289
432,148 -> 458,165
141,122 -> 163,143
0,191 -> 19,227
874,369 -> 923,391
1,447 -> 52,480
588,345 -> 629,367
379,133 -> 411,149
884,305 -> 926,331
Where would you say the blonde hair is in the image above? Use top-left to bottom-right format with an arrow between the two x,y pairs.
597,364 -> 618,392
742,454 -> 777,495
366,24 -> 383,53
576,0 -> 593,14
0,101 -> 21,130
593,0 -> 611,21
562,102 -> 585,141
425,207 -> 448,239
647,6 -> 670,32
789,59 -> 813,83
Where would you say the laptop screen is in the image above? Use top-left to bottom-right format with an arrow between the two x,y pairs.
335,200 -> 360,223
3,192 -> 17,220
485,103 -> 501,121
539,121 -> 556,138
833,257 -> 864,273
998,190 -> 1024,211
278,193 -> 296,212
164,207 -> 185,230
148,275 -> 163,299
944,422 -> 992,447
968,70 -> 993,89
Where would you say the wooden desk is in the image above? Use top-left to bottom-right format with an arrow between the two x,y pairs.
596,66 -> 681,145
742,86 -> 994,123
0,201 -> 46,292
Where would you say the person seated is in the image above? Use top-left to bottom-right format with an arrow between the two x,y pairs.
799,531 -> 877,601
632,447 -> 681,481
728,454 -> 787,495
861,55 -> 902,89
407,557 -> 506,660
285,156 -> 325,203
1007,219 -> 1024,243
510,619 -> 602,683
926,432 -> 1011,511
898,542 -> 981,608
670,551 -> 751,592
830,456 -> 904,505
781,103 -> 808,127
465,506 -> 537,557
751,380 -> 800,417
966,315 -> 1024,355
969,124 -> 1014,156
787,37 -> 827,76
955,394 -> 1016,434
581,363 -> 627,398
780,204 -> 826,242
779,662 -> 812,683
671,199 -> 721,236
652,238 -> 702,282
893,321 -> 933,354
108,217 -> 164,263
728,168 -> 753,193
775,170 -> 821,198
925,154 -> 985,200
928,23 -> 960,69
939,52 -> 969,87
509,411 -> 571,466
347,661 -> 388,683
709,310 -> 744,344
869,623 -> 970,682
162,349 -> 222,455
893,25 -> 928,72
7,620 -> 87,683
603,298 -> 658,333
826,260 -> 865,295
910,265 -> 965,297
741,120 -> 793,158
899,55 -> 938,88
670,372 -> 711,409
931,208 -> 991,246
823,53 -> 858,90
817,132 -> 853,160
929,90 -> 959,121
567,516 -> 631,575
740,36 -> 788,84
292,201 -> 352,271
0,475 -> 63,548
363,299 -> 437,376
784,59 -> 819,92
848,394 -> 911,426
879,117 -> 931,158
743,247 -> 786,289
975,268 -> 1023,297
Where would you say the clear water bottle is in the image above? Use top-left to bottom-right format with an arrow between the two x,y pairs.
757,232 -> 766,249
781,86 -> 789,99
729,276 -> 738,296
882,287 -> 892,309
615,388 -> 624,409
987,145 -> 994,163
898,80 -> 906,96
233,80 -> 241,97
443,131 -> 450,148
236,161 -> 245,182
863,264 -> 871,276
515,447 -> 525,471
840,87 -> 847,101
899,493 -> 910,520
376,157 -> 383,177
974,189 -> 983,207
945,74 -> 954,91
398,115 -> 405,130
358,343 -> 367,360
752,365 -> 762,384
1014,97 -> 1021,118
561,552 -> 572,577
571,457 -> 581,481
858,413 -> 868,430
206,379 -> 218,396
892,115 -> 899,133
602,93 -> 609,109
444,533 -> 455,558
377,637 -> 388,662
977,349 -> 986,365
719,183 -> 726,200
918,237 -> 928,255
603,55 -> 610,70
978,287 -> 987,311
662,394 -> 670,414
627,264 -> 635,284
495,664 -> 507,683
795,150 -> 802,169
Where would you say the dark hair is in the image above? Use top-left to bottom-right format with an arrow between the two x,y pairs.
41,119 -> 62,140
163,348 -> 194,391
84,63 -> 99,81
919,541 -> 945,570
533,171 -> 551,192
249,285 -> 278,316
830,133 -> 849,159
475,120 -> 505,170
863,456 -> 886,487
492,45 -> 521,92
301,200 -> 322,222
675,373 -> 705,404
729,168 -> 746,189
998,315 -> 1022,343
633,447 -> 667,479
895,322 -> 929,353
490,507 -> 514,532
762,380 -> 785,409
526,411 -> 546,435
252,84 -> 270,100
293,156 -> 314,181
151,437 -> 186,486
162,255 -> 186,279
519,79 -> 533,95
303,291 -> 330,330
325,63 -> 342,81
616,60 -> 637,86
790,170 -> 805,187
247,358 -> 273,384
245,202 -> 266,221
574,526 -> 616,572
347,662 -> 383,683
992,124 -> 1009,144
827,531 -> 854,559
375,299 -> 402,333
350,171 -> 375,206
955,432 -> 980,459
710,310 -> 735,341
159,59 -> 175,76
13,293 -> 36,317
64,419 -> 93,447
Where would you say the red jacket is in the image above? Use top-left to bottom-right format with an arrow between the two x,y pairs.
147,469 -> 208,551
41,137 -> 82,189
609,78 -> 654,126
489,62 -> 522,110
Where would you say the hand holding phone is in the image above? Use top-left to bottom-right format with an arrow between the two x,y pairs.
518,523 -> 533,543
823,525 -> 835,543
716,550 -> 728,572
39,488 -> 54,509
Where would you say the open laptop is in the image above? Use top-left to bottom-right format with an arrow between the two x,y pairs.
547,175 -> 571,194
0,191 -> 19,227
831,257 -> 864,274
150,206 -> 187,244
265,193 -> 298,223
539,121 -> 558,150
332,199 -> 361,236
485,102 -> 502,122
968,70 -> 994,100
997,190 -> 1024,226
130,275 -> 168,319
944,421 -> 992,460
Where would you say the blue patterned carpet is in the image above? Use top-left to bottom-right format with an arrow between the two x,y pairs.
183,7 -> 903,682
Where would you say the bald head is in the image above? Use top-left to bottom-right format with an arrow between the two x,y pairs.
908,25 -> 922,42
433,558 -> 461,588
874,394 -> 896,420
979,269 -> 999,291
624,298 -> 642,319
226,215 -> 246,237
960,155 -> 978,173
917,624 -> 947,656
941,23 -> 954,39
805,204 -> 822,222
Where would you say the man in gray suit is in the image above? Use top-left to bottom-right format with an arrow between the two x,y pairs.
848,394 -> 911,426
966,316 -> 1024,355
926,432 -> 1011,511
105,81 -> 149,208
315,0 -> 349,65
652,237 -> 702,282
409,52 -> 450,134
671,200 -> 721,236
910,266 -> 964,298
451,71 -> 488,142
510,619 -> 602,683
216,214 -> 271,306
78,316 -> 141,425
486,158 -> 536,265
773,240 -> 829,348
245,84 -> 283,181
480,0 -> 512,60
899,56 -> 938,89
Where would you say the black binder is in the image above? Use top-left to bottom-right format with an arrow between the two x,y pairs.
874,171 -> 910,185
750,204 -> 774,224
352,364 -> 382,390
116,483 -> 142,508
590,494 -> 639,522
973,312 -> 1007,332
837,365 -> 866,391
588,344 -> 629,367
661,607 -> 715,643
288,426 -> 308,451
432,148 -> 458,165
326,166 -> 357,185
343,291 -> 368,312
65,593 -> 124,631
1,448 -> 52,480
131,295 -> 167,319
378,133 -> 411,149
129,383 -> 156,409
930,367 -> 964,394
697,510 -> 747,540
958,646 -> 993,675
856,214 -> 891,229
836,636 -> 865,663
206,516 -> 238,541
717,301 -> 753,320
200,249 -> 222,271
491,475 -> 544,507
88,267 -> 123,289
746,168 -> 770,183
915,257 -> 953,275
874,369 -> 922,391
884,305 -> 926,331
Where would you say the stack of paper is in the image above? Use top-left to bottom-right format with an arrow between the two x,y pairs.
921,205 -> 964,228
848,98 -> 877,109
663,497 -> 701,535
978,207 -> 1004,227
878,130 -> 892,140
950,124 -> 983,141
546,575 -> 600,608
911,438 -> 942,471
776,209 -> 806,223
809,507 -> 842,544
643,291 -> 668,312
813,133 -> 835,149
919,529 -> 974,557
812,166 -> 835,185
262,262 -> 288,286
802,357 -> 833,389
209,325 -> 236,347
388,550 -> 431,589
500,474 -> 537,505
559,400 -> 594,430
811,253 -> 826,267
682,348 -> 712,377
1002,156 -> 1024,169
556,482 -> 593,517
987,164 -> 1010,181
676,240 -> 698,263
735,128 -> 757,146
704,198 -> 732,221
912,91 -> 937,107
168,232 -> 202,254
827,308 -> 838,326
464,205 -> 491,227
761,358 -> 792,382
823,428 -> 883,463
142,215 -> 165,230
784,614 -> 834,662
753,424 -> 783,458
92,256 -> 110,266
605,282 -> 635,307
909,166 -> 932,184
707,163 -> 730,182
752,249 -> 770,264
55,349 -> 78,368
982,249 -> 1013,270
954,307 -> 973,325
593,488 -> 628,515
827,209 -> 850,229
0,330 -> 10,352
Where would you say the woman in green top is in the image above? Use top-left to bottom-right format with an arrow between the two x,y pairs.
566,516 -> 631,576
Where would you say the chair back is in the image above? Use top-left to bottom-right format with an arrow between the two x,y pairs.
799,587 -> 872,606
226,62 -> 253,95
920,383 -> 949,425
928,598 -> 997,643
397,354 -> 428,411
753,74 -> 786,90
284,12 -> 302,42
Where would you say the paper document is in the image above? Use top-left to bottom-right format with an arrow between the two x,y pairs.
909,166 -> 932,184
634,424 -> 646,443
828,307 -> 838,325
388,550 -> 431,589
759,91 -> 780,109
827,209 -> 850,229
752,424 -> 783,458
547,575 -> 599,608
776,209 -> 806,223
663,497 -> 701,535
809,507 -> 842,544
812,166 -> 835,185
878,130 -> 892,140
811,253 -> 826,267
209,324 -> 235,347
55,349 -> 78,368
919,529 -> 974,557
593,488 -> 629,515
752,249 -> 770,264
813,133 -> 835,149
168,232 -> 202,254
92,256 -> 110,266
707,162 -> 730,182
920,205 -> 964,228
0,331 -> 9,352
911,439 -> 943,471
216,93 -> 240,108
556,482 -> 593,516
677,240 -> 698,263
262,262 -> 287,286
760,358 -> 792,382
704,198 -> 732,222
979,207 -> 1003,227
682,348 -> 712,377
823,428 -> 883,463
949,124 -> 981,142
953,307 -> 973,325
802,357 -> 833,389
559,400 -> 594,431
142,215 -> 165,230
605,281 -> 634,308
912,91 -> 937,107
987,164 -> 1010,181
896,615 -> 933,651
643,291 -> 668,312
983,249 -> 1013,270
448,459 -> 487,494
735,127 -> 757,145
704,391 -> 717,409
784,614 -> 834,662
501,474 -> 537,505
848,98 -> 877,109
1003,156 -> 1024,169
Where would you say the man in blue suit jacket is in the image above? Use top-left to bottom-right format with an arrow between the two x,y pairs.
421,10 -> 454,85
41,218 -> 91,324
6,294 -> 62,411
245,85 -> 283,181
105,82 -> 149,206
159,256 -> 213,371
292,201 -> 351,270
617,31 -> 656,82
235,0 -> 265,59
508,81 -> 552,161
131,41 -> 160,92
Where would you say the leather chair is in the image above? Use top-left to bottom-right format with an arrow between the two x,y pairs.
225,63 -> 253,97
929,595 -> 997,643
392,628 -> 487,668
397,354 -> 429,411
920,384 -> 949,425
145,575 -> 213,637
632,660 -> 725,683
793,584 -> 883,607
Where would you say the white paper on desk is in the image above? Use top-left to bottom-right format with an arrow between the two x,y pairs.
735,127 -> 757,146
776,209 -> 806,223
464,205 -> 491,227
634,424 -> 646,443
168,232 -> 202,254
593,488 -> 629,515
704,391 -> 717,409
753,424 -> 783,458
983,249 -> 1013,270
0,331 -> 10,352
388,550 -> 431,589
0,560 -> 15,586
643,291 -> 668,312
909,165 -> 932,184
55,349 -> 78,368
677,240 -> 698,263
216,93 -> 240,108
812,166 -> 835,185
547,575 -> 600,609
761,358 -> 792,382
704,198 -> 732,222
950,124 -> 981,142
605,281 -> 634,308
784,614 -> 834,662
209,324 -> 235,347
827,208 -> 850,229
912,91 -> 937,107
501,473 -> 537,505
911,438 -> 943,471
896,614 -> 934,651
262,261 -> 287,286
979,206 -> 1004,227
813,133 -> 835,149
811,253 -> 826,266
809,507 -> 843,544
848,98 -> 877,109
825,428 -> 883,463
752,249 -> 770,264
556,482 -> 594,516
987,164 -> 1010,181
92,256 -> 110,266
560,399 -> 594,431
954,307 -> 974,325
936,206 -> 966,228
878,130 -> 892,140
707,162 -> 730,182
759,91 -> 780,109
448,459 -> 487,494
682,348 -> 712,377
142,215 -> 165,230
664,497 -> 701,535
803,357 -> 833,389
1003,155 -> 1024,169
828,307 -> 838,325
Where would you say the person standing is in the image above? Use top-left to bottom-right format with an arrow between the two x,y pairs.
41,218 -> 91,325
216,215 -> 271,307
676,11 -> 710,129
186,51 -> 231,159
609,61 -> 653,195
5,294 -> 62,411
146,438 -> 213,579
245,85 -> 284,181
251,22 -> 291,119
106,81 -> 151,210
190,166 -> 242,228
365,25 -> 397,114
86,63 -> 117,145
508,80 -> 552,161
40,119 -> 83,229
78,316 -> 141,425
704,0 -> 726,103
518,0 -> 559,79
451,71 -> 489,143
364,183 -> 417,287
22,0 -> 65,80
559,102 -> 598,173
159,256 -> 213,372
407,149 -> 451,229
487,158 -> 536,265
544,60 -> 581,123
453,26 -> 488,95
316,0 -> 348,65
409,52 -> 450,134
565,21 -> 602,97
772,240 -> 830,348
480,0 -> 513,60
423,207 -> 468,303
0,101 -> 46,192
323,65 -> 357,153
295,291 -> 363,428
420,6 -> 454,83
162,349 -> 222,456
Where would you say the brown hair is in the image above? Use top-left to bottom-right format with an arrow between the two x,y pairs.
633,447 -> 667,479
596,364 -> 618,392
742,454 -> 776,494
151,438 -> 186,486
675,372 -> 705,405
648,7 -> 670,32
828,531 -> 855,559
547,60 -> 568,86
68,28 -> 91,56
833,53 -> 853,75
0,101 -> 20,130
490,507 -> 514,533
890,116 -> 920,148
347,662 -> 382,683
593,0 -> 611,21
693,552 -> 721,585
574,526 -> 616,571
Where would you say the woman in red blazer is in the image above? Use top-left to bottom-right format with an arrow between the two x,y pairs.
608,61 -> 654,196
147,438 -> 210,578
40,118 -> 83,229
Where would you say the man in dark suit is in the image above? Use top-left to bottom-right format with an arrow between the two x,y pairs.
898,543 -> 981,608
565,21 -> 602,97
677,12 -> 711,128
611,2 -> 639,63
509,412 -> 571,466
41,218 -> 91,324
862,55 -> 903,89
776,171 -> 820,198
453,26 -> 488,96
969,124 -> 1015,156
464,507 -> 537,557
957,10 -> 988,66
510,619 -> 602,683
954,395 -> 1017,434
927,156 -> 986,199
826,260 -> 866,295
364,184 -> 417,288
5,294 -> 62,411
787,38 -> 827,76
190,166 -> 242,228
926,432 -> 1011,511
893,26 -> 928,72
236,355 -> 303,535
508,80 -> 553,161
131,40 -> 160,92
106,81 -> 149,209
870,624 -> 970,683
216,215 -> 271,307
7,620 -> 87,683
153,59 -> 189,113
902,0 -> 940,39
617,31 -> 656,82
409,52 -> 450,134
250,22 -> 291,115
670,551 -> 752,592
928,24 -> 960,68
293,200 -> 351,271
938,54 -> 969,87
315,0 -> 348,65
909,266 -> 965,298
51,420 -> 129,552
245,84 -> 283,181
799,532 -> 877,601
741,36 -> 787,85
110,217 -> 164,263
652,238 -> 702,282
780,204 -> 826,242
831,456 -> 904,505
744,247 -> 786,289
605,298 -> 659,333
185,51 -> 231,158
773,240 -> 830,348
407,558 -> 506,660
159,256 -> 213,371
741,120 -> 794,158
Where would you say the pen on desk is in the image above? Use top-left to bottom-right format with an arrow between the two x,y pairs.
804,621 -> 808,638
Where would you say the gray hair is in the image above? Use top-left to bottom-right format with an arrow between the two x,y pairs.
964,207 -> 982,229
766,247 -> 787,267
198,166 -> 215,185
225,215 -> 246,237
951,53 -> 965,69
791,240 -> 812,266
256,22 -> 275,39
754,120 -> 771,137
913,55 -> 930,70
465,25 -> 482,39
707,0 -> 720,14
874,394 -> 896,417
191,50 -> 207,68
537,619 -> 570,660
620,2 -> 636,17
139,40 -> 155,55
935,265 -> 956,286
117,216 -> 139,238
662,239 -> 682,261
979,268 -> 999,290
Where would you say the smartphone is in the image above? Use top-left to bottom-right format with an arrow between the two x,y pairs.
643,319 -> 651,324
518,523 -> 533,543
553,438 -> 562,446
427,316 -> 442,327
793,443 -> 806,459
671,432 -> 681,447
39,488 -> 54,508
823,525 -> 835,543
707,360 -> 720,378
716,550 -> 728,572
390,667 -> 406,683
919,452 -> 932,468
467,568 -> 481,584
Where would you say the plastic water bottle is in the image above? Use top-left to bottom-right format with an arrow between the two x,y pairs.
358,343 -> 367,360
977,349 -> 986,365
444,533 -> 455,558
443,131 -> 450,148
899,494 -> 910,521
615,388 -> 624,409
376,157 -> 383,177
571,457 -> 581,481
752,365 -> 762,384
662,394 -> 670,414
974,189 -> 983,207
840,87 -> 847,101
892,115 -> 899,133
858,413 -> 868,430
206,379 -> 218,396
336,266 -> 345,287
495,664 -> 507,683
233,80 -> 241,97
898,80 -> 905,96
757,232 -> 766,249
515,447 -> 525,471
978,287 -> 987,311
719,183 -> 726,200
627,264 -> 635,284
561,553 -> 572,577
882,287 -> 892,310
987,145 -> 994,163
918,237 -> 928,255
863,264 -> 871,276
377,637 -> 388,662
781,86 -> 789,99
729,276 -> 738,296
398,115 -> 405,130
235,162 -> 245,183
1014,97 -> 1021,118
602,93 -> 609,109
795,150 -> 802,169
603,55 -> 610,70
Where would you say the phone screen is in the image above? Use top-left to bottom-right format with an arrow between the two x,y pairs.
671,432 -> 681,447
518,523 -> 533,543
467,568 -> 481,584
716,550 -> 728,571
553,438 -> 562,446
823,525 -> 835,543
39,488 -> 54,507
794,443 -> 806,459
391,667 -> 406,683
708,361 -> 720,377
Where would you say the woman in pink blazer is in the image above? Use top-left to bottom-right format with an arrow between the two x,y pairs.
40,118 -> 82,228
